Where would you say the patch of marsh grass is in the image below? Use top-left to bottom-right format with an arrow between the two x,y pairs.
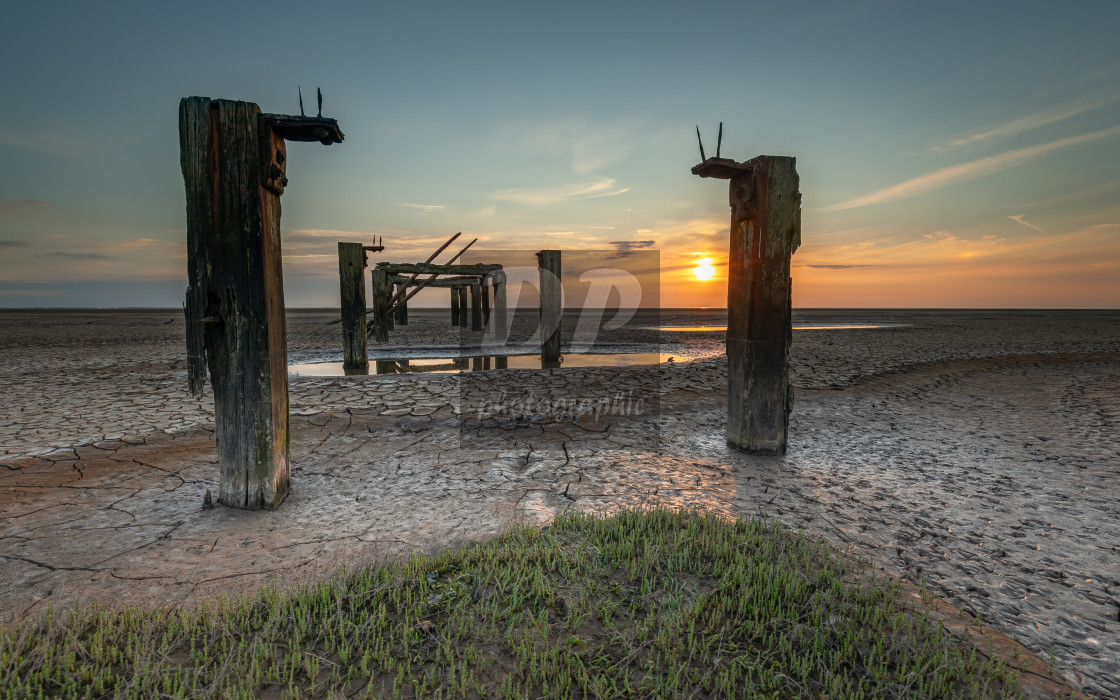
0,508 -> 1023,698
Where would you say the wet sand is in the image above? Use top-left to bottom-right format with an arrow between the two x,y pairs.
1,308 -> 1118,696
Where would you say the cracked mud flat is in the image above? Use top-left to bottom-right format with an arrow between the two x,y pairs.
1,309 -> 1118,697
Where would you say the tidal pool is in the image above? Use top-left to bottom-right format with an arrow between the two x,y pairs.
289,352 -> 675,376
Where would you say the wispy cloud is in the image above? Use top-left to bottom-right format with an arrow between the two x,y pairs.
1021,179 -> 1120,210
797,221 -> 1120,271
0,127 -> 101,156
610,240 -> 656,251
821,124 -> 1120,211
0,289 -> 62,297
0,239 -> 27,247
492,178 -> 630,206
501,120 -> 641,174
400,203 -> 446,215
35,251 -> 108,260
0,199 -> 49,214
1007,214 -> 1045,234
935,92 -> 1120,152
799,264 -> 874,269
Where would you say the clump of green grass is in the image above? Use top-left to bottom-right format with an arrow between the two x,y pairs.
1,508 -> 1022,698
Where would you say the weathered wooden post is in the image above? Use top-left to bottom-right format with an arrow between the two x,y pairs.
492,270 -> 508,342
457,287 -> 469,328
394,282 -> 409,325
181,96 -> 343,509
480,277 -> 491,324
537,250 -> 561,364
451,285 -> 461,325
469,281 -> 483,331
370,268 -> 391,342
692,150 -> 801,454
338,242 -> 367,371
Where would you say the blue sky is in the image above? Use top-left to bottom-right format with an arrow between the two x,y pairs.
1,0 -> 1118,307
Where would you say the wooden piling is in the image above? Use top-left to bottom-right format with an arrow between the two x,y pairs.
458,287 -> 469,327
470,281 -> 483,331
693,154 -> 801,454
451,285 -> 461,325
537,250 -> 561,362
492,270 -> 508,342
393,282 -> 409,325
370,268 -> 390,343
480,278 -> 491,324
180,97 -> 289,509
338,242 -> 368,370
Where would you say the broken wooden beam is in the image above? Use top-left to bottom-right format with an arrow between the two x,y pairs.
383,231 -> 461,311
376,262 -> 502,276
260,114 -> 344,145
388,274 -> 482,287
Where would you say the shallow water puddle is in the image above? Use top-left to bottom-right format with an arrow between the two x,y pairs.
656,324 -> 896,331
290,352 -> 674,376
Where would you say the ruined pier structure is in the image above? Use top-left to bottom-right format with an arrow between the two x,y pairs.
337,247 -> 563,367
374,262 -> 506,339
692,153 -> 801,455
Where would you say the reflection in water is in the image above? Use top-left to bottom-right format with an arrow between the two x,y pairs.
656,324 -> 892,331
291,352 -> 674,377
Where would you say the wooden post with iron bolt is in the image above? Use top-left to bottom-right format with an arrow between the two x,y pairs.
691,128 -> 800,454
537,250 -> 562,364
180,95 -> 343,509
338,242 -> 367,370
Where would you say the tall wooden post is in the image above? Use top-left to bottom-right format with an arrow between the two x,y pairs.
492,270 -> 508,342
394,282 -> 409,325
480,278 -> 491,323
458,287 -> 469,327
537,250 -> 561,363
338,242 -> 368,370
451,285 -> 461,325
370,269 -> 391,343
180,96 -> 343,509
470,281 -> 483,331
692,154 -> 801,454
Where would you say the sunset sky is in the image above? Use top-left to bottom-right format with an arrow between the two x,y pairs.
1,1 -> 1118,308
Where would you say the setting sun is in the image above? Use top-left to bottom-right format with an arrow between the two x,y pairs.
693,258 -> 716,281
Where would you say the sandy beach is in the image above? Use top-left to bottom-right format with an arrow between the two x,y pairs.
1,308 -> 1118,697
